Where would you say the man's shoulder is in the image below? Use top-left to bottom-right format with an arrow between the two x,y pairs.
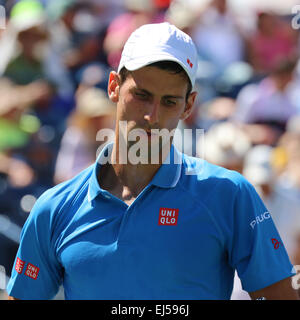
182,154 -> 245,182
179,155 -> 260,221
180,154 -> 250,194
32,164 -> 94,218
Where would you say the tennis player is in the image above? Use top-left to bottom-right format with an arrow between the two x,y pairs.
7,22 -> 298,300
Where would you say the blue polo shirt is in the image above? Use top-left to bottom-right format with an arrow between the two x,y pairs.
7,143 -> 295,300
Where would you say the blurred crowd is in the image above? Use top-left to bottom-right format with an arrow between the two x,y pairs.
0,0 -> 300,300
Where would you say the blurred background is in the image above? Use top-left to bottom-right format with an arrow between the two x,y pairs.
0,0 -> 300,300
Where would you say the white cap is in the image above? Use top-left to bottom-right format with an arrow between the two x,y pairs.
118,22 -> 198,88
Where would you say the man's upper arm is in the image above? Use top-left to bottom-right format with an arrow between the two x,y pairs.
6,192 -> 63,300
249,276 -> 299,300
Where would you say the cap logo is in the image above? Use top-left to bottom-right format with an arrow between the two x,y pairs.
187,58 -> 193,68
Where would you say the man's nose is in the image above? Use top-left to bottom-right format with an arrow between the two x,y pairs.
144,100 -> 159,125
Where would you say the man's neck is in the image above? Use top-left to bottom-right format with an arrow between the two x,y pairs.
98,142 -> 168,202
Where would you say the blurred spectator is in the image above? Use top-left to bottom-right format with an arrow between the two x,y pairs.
54,86 -> 116,184
0,1 -> 45,73
243,144 -> 274,202
46,0 -> 108,89
1,0 -> 75,116
87,0 -> 126,31
0,78 -> 38,190
1,0 -> 78,179
195,96 -> 237,131
197,121 -> 252,173
165,0 -> 201,33
0,79 -> 29,150
247,12 -> 299,75
186,0 -> 252,101
273,116 -> 300,185
233,57 -> 299,146
191,0 -> 245,75
103,0 -> 167,70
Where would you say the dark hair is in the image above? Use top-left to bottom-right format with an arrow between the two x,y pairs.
119,61 -> 192,102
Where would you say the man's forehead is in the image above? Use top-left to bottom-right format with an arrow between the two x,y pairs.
126,67 -> 188,96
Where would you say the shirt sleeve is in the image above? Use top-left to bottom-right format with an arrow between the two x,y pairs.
228,177 -> 296,293
6,194 -> 63,300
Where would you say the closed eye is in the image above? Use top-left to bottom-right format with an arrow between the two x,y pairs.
133,91 -> 149,100
164,99 -> 177,106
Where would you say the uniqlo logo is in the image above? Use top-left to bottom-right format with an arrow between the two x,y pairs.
24,263 -> 40,280
158,208 -> 179,226
15,257 -> 25,274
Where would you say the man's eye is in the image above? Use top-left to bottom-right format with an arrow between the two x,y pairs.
134,92 -> 147,99
164,99 -> 176,106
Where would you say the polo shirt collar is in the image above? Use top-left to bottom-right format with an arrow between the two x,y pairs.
88,143 -> 183,202
88,143 -> 114,202
150,144 -> 183,188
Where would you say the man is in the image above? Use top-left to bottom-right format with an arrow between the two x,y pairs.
7,22 -> 298,300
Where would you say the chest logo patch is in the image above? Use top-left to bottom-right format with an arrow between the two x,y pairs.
158,208 -> 179,226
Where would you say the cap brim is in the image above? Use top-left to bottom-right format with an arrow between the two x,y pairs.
119,53 -> 195,88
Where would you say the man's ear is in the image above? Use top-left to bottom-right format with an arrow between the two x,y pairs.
108,71 -> 120,103
180,91 -> 197,121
